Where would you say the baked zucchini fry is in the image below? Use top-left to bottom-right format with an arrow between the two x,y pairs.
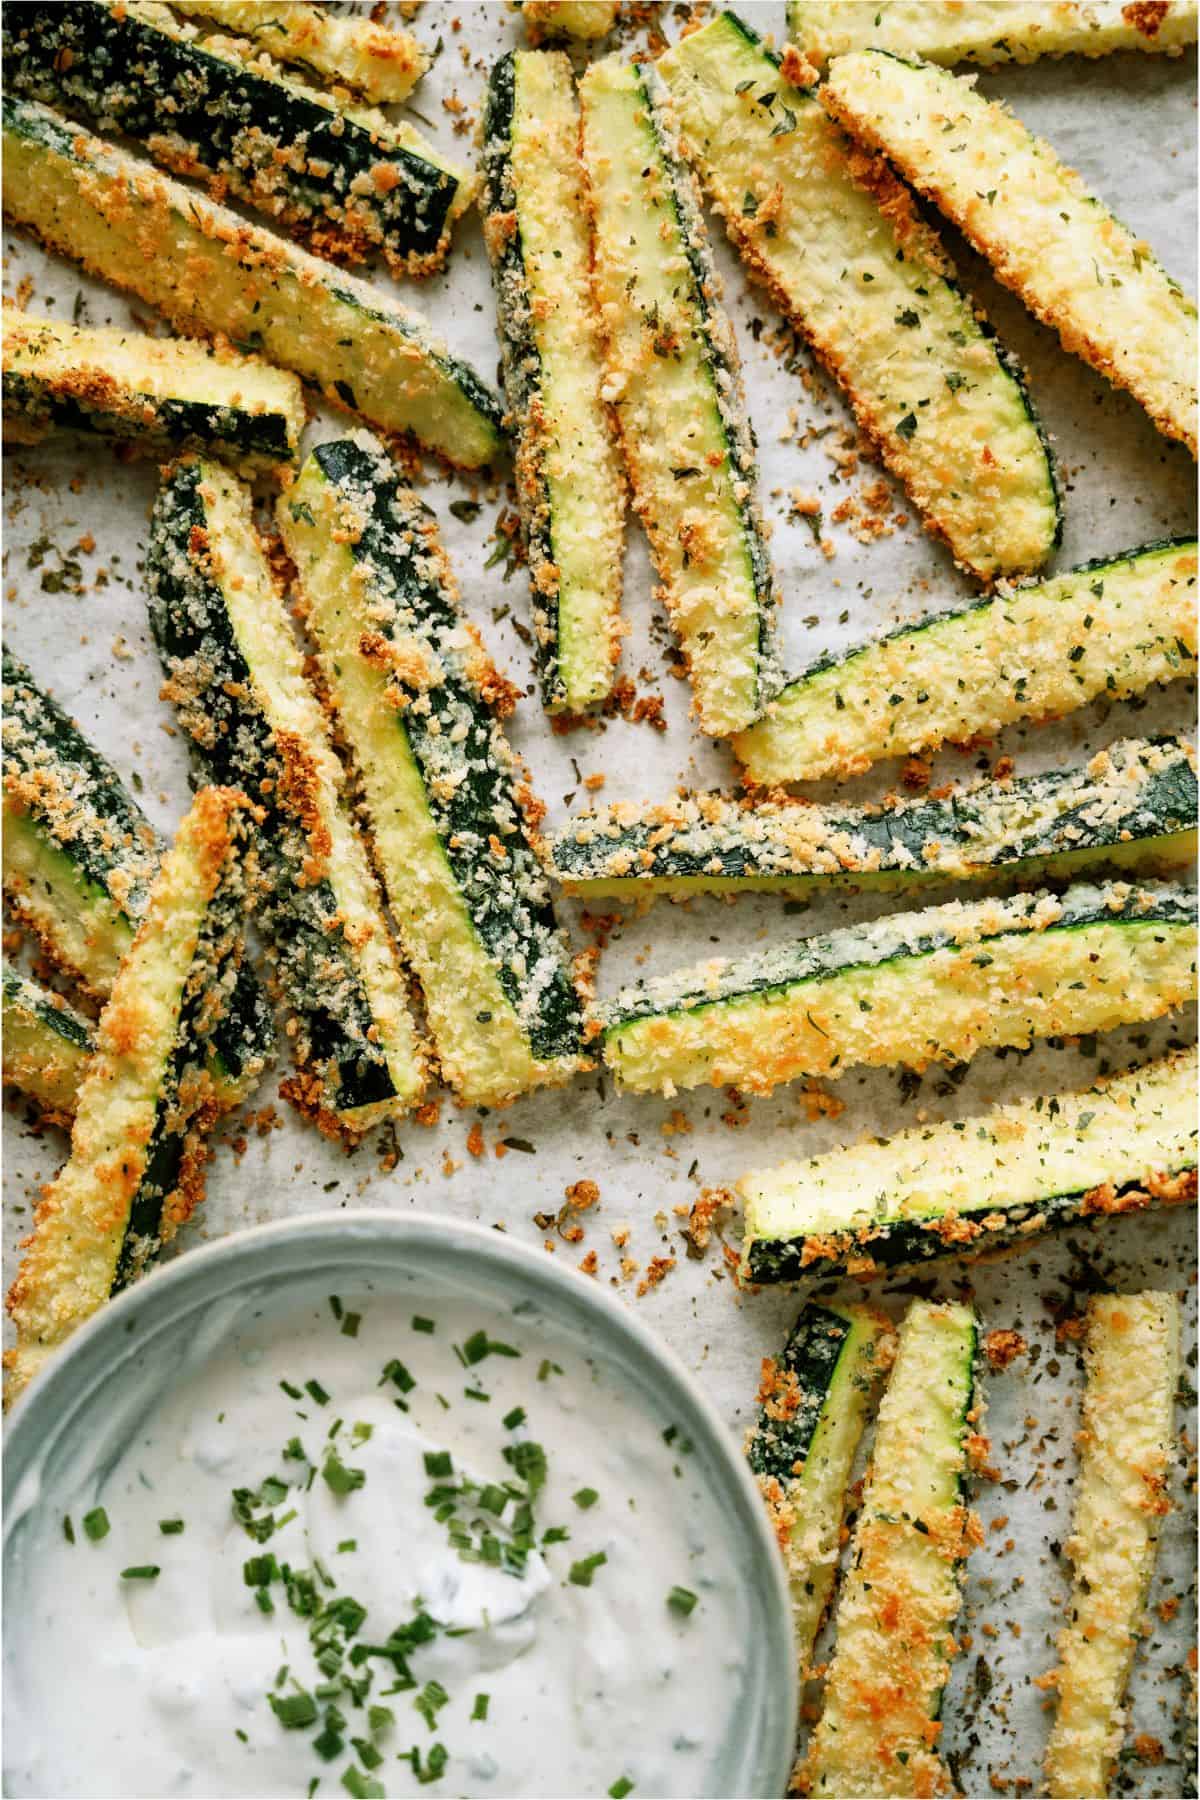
600,878 -> 1195,1097
1044,1291 -> 1182,1800
579,55 -> 780,737
1,651 -> 273,1109
749,1302 -> 896,1679
2,309 -> 304,479
171,1 -> 429,104
797,1300 -> 981,1798
551,736 -> 1197,901
278,435 -> 588,1106
482,51 -> 626,713
790,0 -> 1199,65
520,1 -> 619,41
1,97 -> 504,470
740,1046 -> 1198,1284
736,538 -> 1197,787
4,787 -> 258,1405
148,459 -> 427,1136
657,13 -> 1060,582
4,1 -> 470,279
1,968 -> 95,1122
821,50 -> 1199,454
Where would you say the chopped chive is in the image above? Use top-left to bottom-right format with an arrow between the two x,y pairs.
412,1314 -> 436,1334
573,1487 -> 599,1510
414,1679 -> 449,1729
329,1296 -> 343,1321
312,1722 -> 344,1761
502,1405 -> 526,1430
337,1539 -> 358,1554
423,1451 -> 453,1478
568,1551 -> 607,1587
305,1379 -> 331,1406
340,1312 -> 362,1339
342,1769 -> 385,1799
158,1518 -> 185,1535
609,1780 -> 634,1798
82,1506 -> 110,1542
279,1379 -> 303,1399
120,1565 -> 161,1581
62,1515 -> 75,1544
479,1484 -> 508,1515
368,1704 -> 394,1733
537,1359 -> 562,1381
322,1453 -> 366,1496
270,1688 -> 318,1729
381,1358 -> 416,1395
668,1584 -> 698,1617
472,1693 -> 490,1721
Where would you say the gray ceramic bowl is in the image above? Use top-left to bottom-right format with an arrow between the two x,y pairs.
4,1211 -> 797,1799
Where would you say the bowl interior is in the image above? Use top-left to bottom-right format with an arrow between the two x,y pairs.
4,1211 -> 797,1799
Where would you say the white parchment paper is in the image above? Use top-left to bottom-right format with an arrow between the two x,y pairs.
3,4 -> 1196,1794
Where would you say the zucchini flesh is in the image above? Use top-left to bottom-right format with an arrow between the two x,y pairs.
278,434 -> 587,1106
2,968 -> 95,1120
821,49 -> 1199,454
798,1300 -> 980,1798
790,0 -> 1199,65
2,309 -> 304,477
1,651 -> 273,1108
740,1046 -> 1198,1284
4,1 -> 469,278
171,1 -> 429,104
600,878 -> 1196,1097
551,735 -> 1197,900
736,538 -> 1198,787
4,788 -> 257,1404
148,458 -> 427,1135
580,54 -> 780,737
657,12 -> 1061,582
522,1 -> 619,40
1,96 -> 504,470
482,50 -> 626,712
749,1302 -> 895,1678
1044,1292 -> 1182,1800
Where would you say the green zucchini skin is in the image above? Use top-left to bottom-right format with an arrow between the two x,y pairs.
2,1 -> 468,277
740,1046 -> 1198,1285
278,434 -> 587,1105
600,879 -> 1196,1097
1,96 -> 504,470
5,786 -> 260,1403
1,650 -> 273,1105
550,736 -> 1197,900
657,10 -> 1061,583
749,1302 -> 895,1677
736,538 -> 1198,787
3,311 -> 304,477
481,50 -> 626,713
1,967 -> 95,1118
148,457 -> 426,1132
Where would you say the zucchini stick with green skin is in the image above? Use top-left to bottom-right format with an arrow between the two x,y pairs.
482,50 -> 626,713
580,54 -> 781,738
657,12 -> 1061,582
789,0 -> 1199,66
599,878 -> 1196,1098
171,1 -> 430,104
740,1046 -> 1198,1285
4,1 -> 471,279
1,97 -> 504,471
1,969 -> 95,1123
550,736 -> 1197,901
148,458 -> 428,1137
1,651 -> 273,1109
748,1303 -> 895,1679
1044,1292 -> 1182,1800
735,538 -> 1197,788
797,1300 -> 982,1798
2,310 -> 305,479
278,434 -> 588,1107
4,787 -> 259,1406
821,50 -> 1199,454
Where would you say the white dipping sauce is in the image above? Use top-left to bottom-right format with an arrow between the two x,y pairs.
5,1278 -> 751,1798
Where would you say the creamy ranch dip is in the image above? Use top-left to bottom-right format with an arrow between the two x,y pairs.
4,1273 -> 753,1799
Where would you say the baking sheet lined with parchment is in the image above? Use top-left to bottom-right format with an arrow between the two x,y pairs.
2,3 -> 1196,1793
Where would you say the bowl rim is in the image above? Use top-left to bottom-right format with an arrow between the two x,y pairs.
3,1207 -> 798,1798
